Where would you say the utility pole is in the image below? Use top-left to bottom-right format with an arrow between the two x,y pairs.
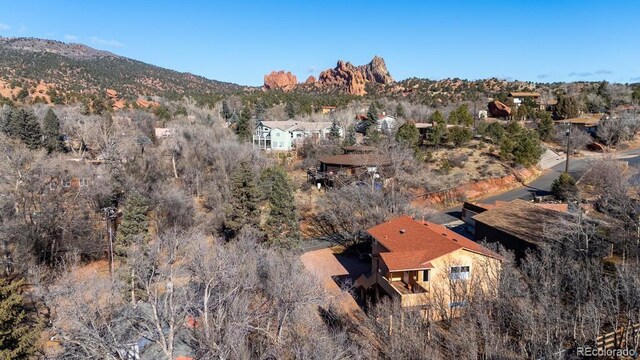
103,206 -> 117,276
565,123 -> 571,173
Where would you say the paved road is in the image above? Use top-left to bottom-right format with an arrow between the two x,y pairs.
483,147 -> 640,203
441,146 -> 640,220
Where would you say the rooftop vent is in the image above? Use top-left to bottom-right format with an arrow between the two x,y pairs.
400,229 -> 406,234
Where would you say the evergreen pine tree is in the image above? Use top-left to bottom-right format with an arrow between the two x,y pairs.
536,111 -> 554,141
0,278 -> 42,359
551,172 -> 578,201
221,100 -> 232,121
115,191 -> 149,256
1,107 -> 19,137
42,108 -> 63,153
395,103 -> 406,119
395,121 -> 420,149
329,119 -> 341,140
457,104 -> 474,126
343,125 -> 356,146
365,126 -> 382,145
17,108 -> 42,149
224,162 -> 260,239
365,103 -> 379,131
255,101 -> 266,121
235,106 -> 252,142
448,105 -> 473,126
428,110 -> 447,146
285,102 -> 296,119
555,94 -> 580,119
260,166 -> 300,247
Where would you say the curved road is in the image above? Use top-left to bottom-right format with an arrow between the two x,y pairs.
480,147 -> 640,204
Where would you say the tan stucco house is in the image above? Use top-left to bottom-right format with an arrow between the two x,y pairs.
357,216 -> 501,319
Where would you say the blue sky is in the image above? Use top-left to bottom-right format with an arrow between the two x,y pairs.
0,0 -> 639,86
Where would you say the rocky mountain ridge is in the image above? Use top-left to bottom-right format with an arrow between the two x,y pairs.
0,37 -> 244,102
263,56 -> 394,95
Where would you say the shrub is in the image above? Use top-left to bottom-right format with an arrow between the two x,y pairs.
448,153 -> 469,168
448,127 -> 473,146
551,172 -> 578,201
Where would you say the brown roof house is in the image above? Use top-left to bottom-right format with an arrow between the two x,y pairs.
462,200 -> 569,235
356,216 -> 501,319
308,146 -> 391,188
472,199 -> 570,258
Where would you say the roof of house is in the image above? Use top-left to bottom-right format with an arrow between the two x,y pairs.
472,199 -> 569,246
261,120 -> 299,131
368,216 -> 500,271
291,121 -> 333,132
508,91 -> 541,98
342,145 -> 376,153
555,115 -> 601,126
464,200 -> 568,214
261,120 -> 334,132
318,154 -> 391,167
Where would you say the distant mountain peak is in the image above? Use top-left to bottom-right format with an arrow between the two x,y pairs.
0,36 -> 118,60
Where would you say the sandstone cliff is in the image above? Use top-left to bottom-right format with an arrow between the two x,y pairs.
263,56 -> 394,95
317,56 -> 393,95
263,71 -> 298,90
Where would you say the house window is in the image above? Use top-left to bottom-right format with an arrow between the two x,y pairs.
62,179 -> 71,188
79,178 -> 88,187
422,269 -> 430,282
449,301 -> 467,308
279,142 -> 284,148
450,266 -> 470,280
275,132 -> 280,137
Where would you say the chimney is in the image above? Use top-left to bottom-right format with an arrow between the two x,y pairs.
400,229 -> 406,234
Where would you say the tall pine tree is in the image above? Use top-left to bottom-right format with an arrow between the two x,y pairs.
224,162 -> 260,239
365,103 -> 379,132
115,191 -> 149,256
221,100 -> 232,121
429,110 -> 447,146
285,102 -> 296,119
1,107 -> 19,137
42,108 -> 63,153
0,278 -> 42,359
329,119 -> 341,140
235,106 -> 252,142
343,125 -> 356,146
260,166 -> 300,247
17,109 -> 42,149
395,121 -> 420,150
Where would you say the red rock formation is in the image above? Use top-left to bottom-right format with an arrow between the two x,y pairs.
305,75 -> 316,84
136,99 -> 160,108
316,56 -> 393,96
488,100 -> 511,118
106,88 -> 118,99
360,56 -> 393,84
263,71 -> 297,91
319,60 -> 367,95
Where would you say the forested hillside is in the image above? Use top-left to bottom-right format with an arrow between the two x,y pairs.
0,37 -> 244,100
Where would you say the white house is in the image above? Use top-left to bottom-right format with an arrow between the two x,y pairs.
253,120 -> 341,150
378,115 -> 396,132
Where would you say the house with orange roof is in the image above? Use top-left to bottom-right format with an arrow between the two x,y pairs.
356,216 -> 501,318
